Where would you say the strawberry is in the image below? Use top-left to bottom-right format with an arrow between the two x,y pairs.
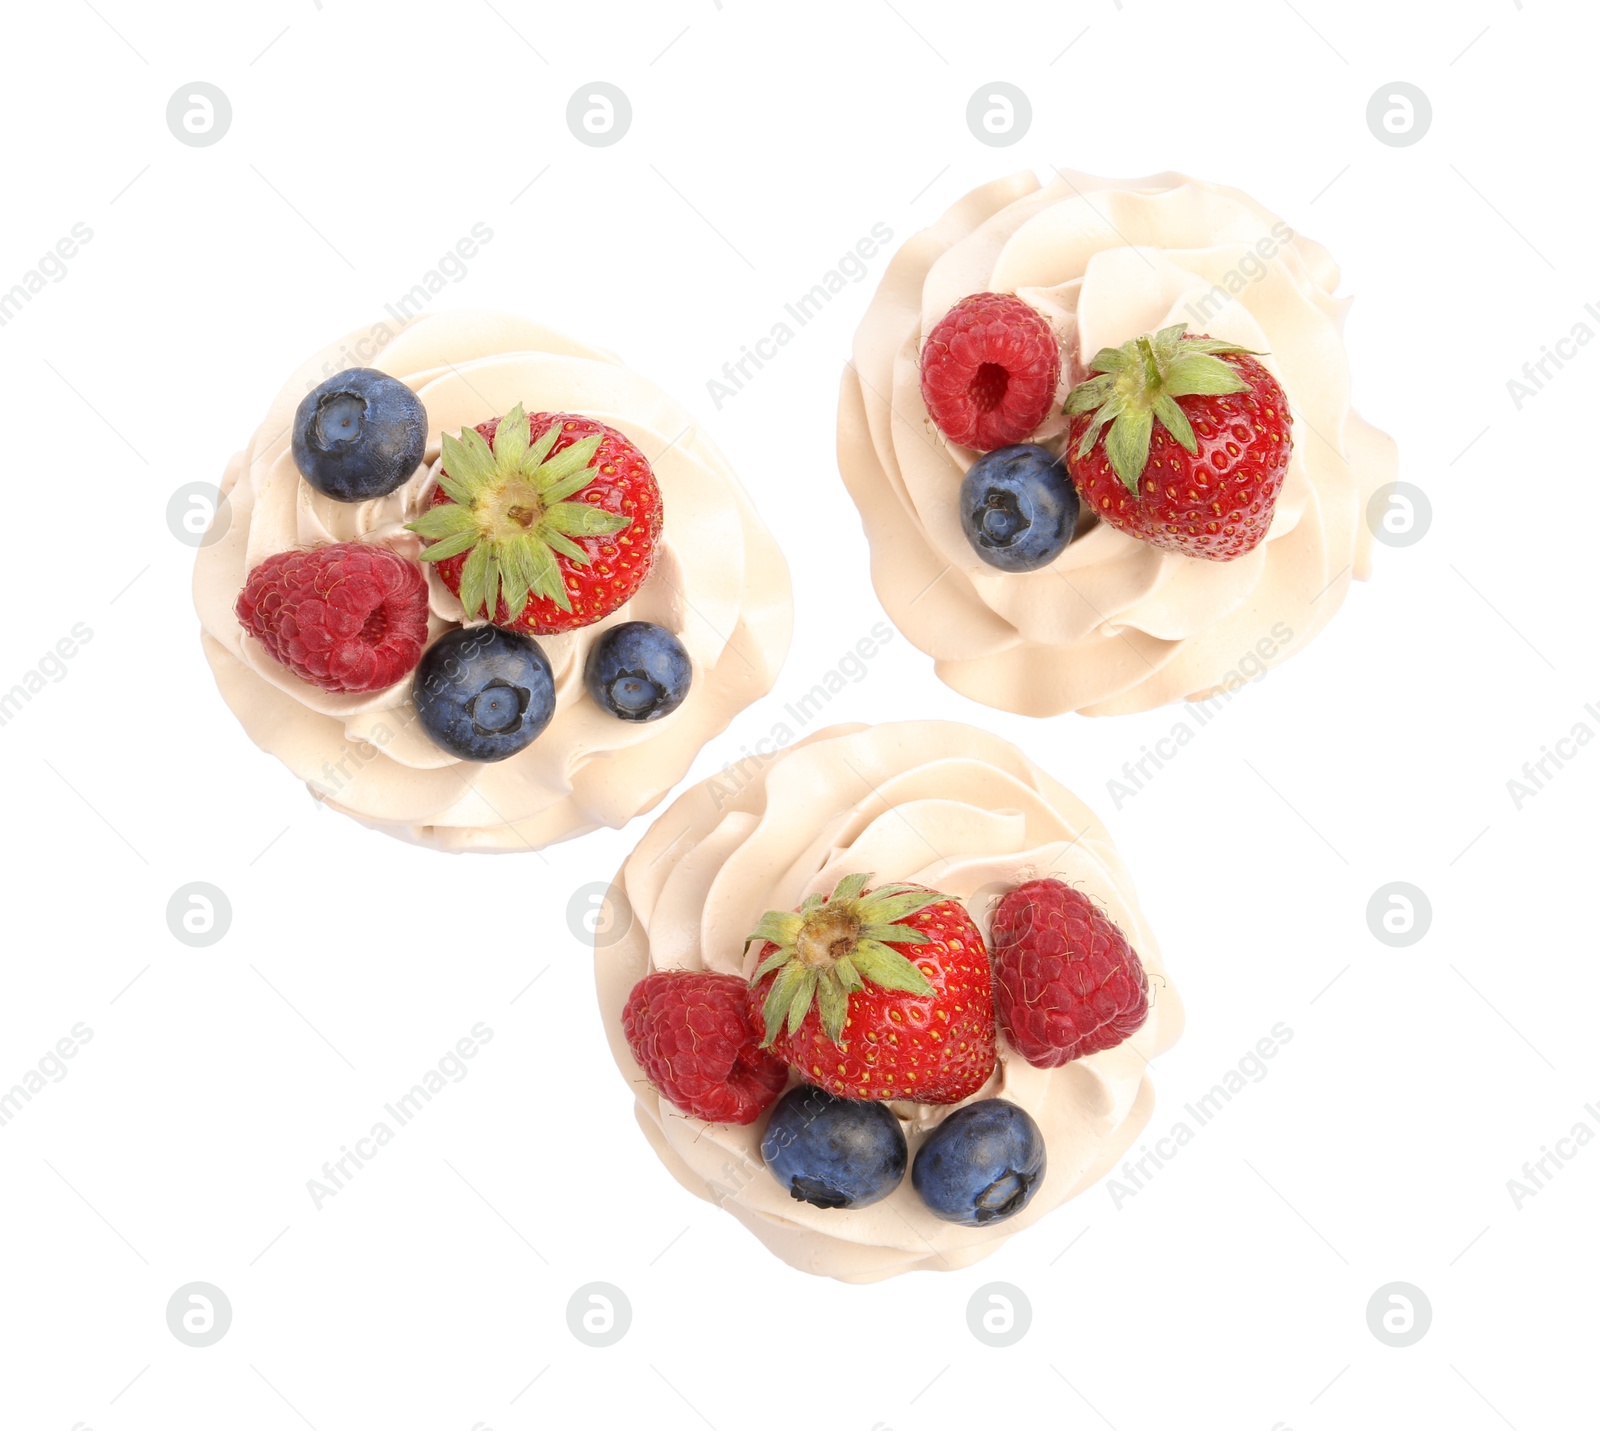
920,292 -> 1061,450
622,970 -> 789,1125
990,879 -> 1148,1067
408,406 -> 663,635
746,874 -> 996,1104
1064,325 -> 1292,561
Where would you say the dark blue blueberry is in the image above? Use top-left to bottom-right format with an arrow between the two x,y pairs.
911,1098 -> 1046,1226
958,443 -> 1078,572
292,367 -> 427,502
761,1086 -> 908,1210
413,626 -> 555,762
584,621 -> 692,723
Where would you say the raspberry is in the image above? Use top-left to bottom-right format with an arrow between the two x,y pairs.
991,879 -> 1149,1067
920,292 -> 1061,450
235,542 -> 429,694
623,970 -> 788,1125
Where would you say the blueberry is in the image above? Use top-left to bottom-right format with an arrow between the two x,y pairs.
911,1099 -> 1046,1226
958,443 -> 1078,572
292,367 -> 427,502
413,626 -> 555,762
584,621 -> 692,722
761,1086 -> 907,1210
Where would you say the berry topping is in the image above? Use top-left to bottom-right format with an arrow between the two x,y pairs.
1064,325 -> 1292,561
291,368 -> 428,502
235,542 -> 428,694
623,970 -> 789,1126
991,878 -> 1149,1066
958,443 -> 1079,571
746,873 -> 996,1105
584,621 -> 692,722
760,1085 -> 908,1210
409,406 -> 663,635
411,625 -> 555,762
911,1098 -> 1047,1227
920,292 -> 1061,451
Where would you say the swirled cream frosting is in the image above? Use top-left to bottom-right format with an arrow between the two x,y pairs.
194,311 -> 792,851
838,169 -> 1398,716
596,721 -> 1182,1281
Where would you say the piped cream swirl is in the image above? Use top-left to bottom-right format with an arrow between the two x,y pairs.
194,310 -> 792,850
595,721 -> 1182,1282
838,170 -> 1397,716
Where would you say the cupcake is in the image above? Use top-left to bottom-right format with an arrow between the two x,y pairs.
596,721 -> 1181,1281
195,310 -> 791,851
838,169 -> 1398,716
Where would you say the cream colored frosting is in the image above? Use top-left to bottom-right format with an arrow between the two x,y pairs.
596,721 -> 1182,1282
194,311 -> 792,851
838,170 -> 1398,716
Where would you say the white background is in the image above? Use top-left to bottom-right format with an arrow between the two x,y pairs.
0,1 -> 1593,1427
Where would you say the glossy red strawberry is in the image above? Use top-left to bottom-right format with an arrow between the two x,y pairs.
1064,325 -> 1291,561
746,874 -> 996,1104
409,406 -> 662,635
991,878 -> 1148,1066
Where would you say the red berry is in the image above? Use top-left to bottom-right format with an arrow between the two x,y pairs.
991,879 -> 1148,1067
623,970 -> 789,1125
235,542 -> 429,693
920,292 -> 1061,450
1065,329 -> 1292,561
746,876 -> 996,1105
420,409 -> 663,636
